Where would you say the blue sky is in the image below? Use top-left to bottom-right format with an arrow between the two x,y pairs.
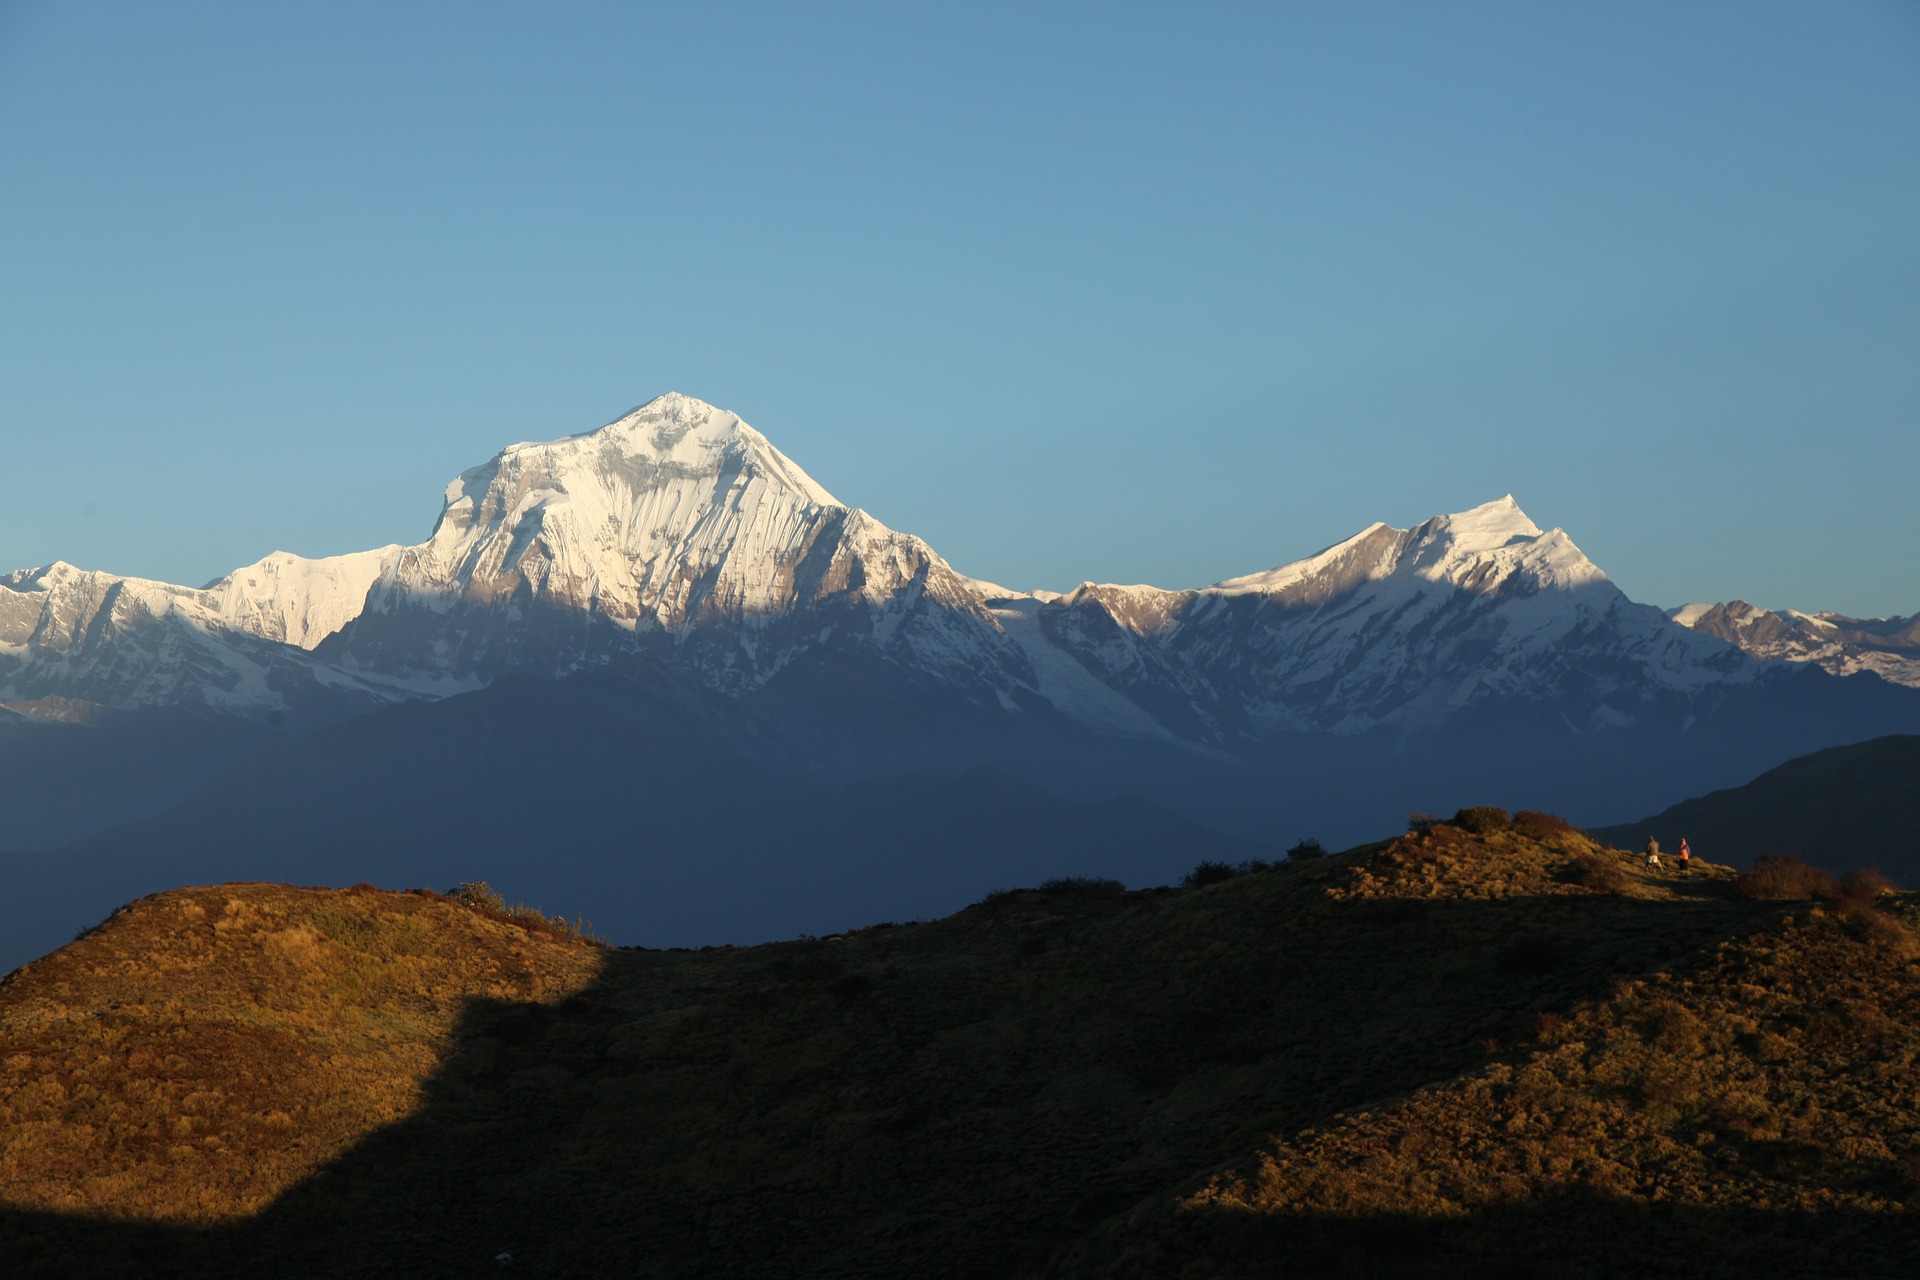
2,1 -> 1915,615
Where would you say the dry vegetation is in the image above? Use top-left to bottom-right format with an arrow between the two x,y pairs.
1111,891 -> 1920,1279
3,811 -> 1917,1278
0,883 -> 602,1224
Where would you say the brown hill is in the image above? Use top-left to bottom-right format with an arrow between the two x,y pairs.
3,814 -> 1916,1278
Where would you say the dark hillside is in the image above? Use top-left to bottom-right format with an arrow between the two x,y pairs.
1595,734 -> 1920,883
4,816 -> 1917,1277
1072,889 -> 1920,1278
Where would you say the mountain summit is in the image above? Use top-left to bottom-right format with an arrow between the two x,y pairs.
320,393 -> 1026,692
1026,492 -> 1741,740
4,394 -> 1914,776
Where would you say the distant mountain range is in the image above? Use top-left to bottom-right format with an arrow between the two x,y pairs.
2,392 -> 1824,736
4,394 -> 1917,963
1670,600 -> 1920,688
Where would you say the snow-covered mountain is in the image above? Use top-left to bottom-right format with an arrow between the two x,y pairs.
0,557 -> 412,718
1670,601 -> 1920,689
1002,497 -> 1755,742
1,395 -> 1033,717
3,393 -> 1905,749
315,393 -> 1033,697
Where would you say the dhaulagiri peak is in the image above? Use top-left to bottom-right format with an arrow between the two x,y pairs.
442,393 -> 842,514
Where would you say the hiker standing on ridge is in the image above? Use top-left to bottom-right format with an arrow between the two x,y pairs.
1679,839 -> 1691,875
1644,838 -> 1662,869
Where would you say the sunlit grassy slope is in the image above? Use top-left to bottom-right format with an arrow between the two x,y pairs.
0,884 -> 603,1222
4,814 -> 1917,1278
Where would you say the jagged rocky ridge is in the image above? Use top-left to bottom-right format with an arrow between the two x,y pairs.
1671,600 -> 1920,689
3,393 -> 1839,745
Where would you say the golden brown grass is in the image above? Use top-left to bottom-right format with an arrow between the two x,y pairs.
3,815 -> 1916,1278
1189,900 -> 1920,1221
1328,812 -> 1723,902
0,883 -> 601,1223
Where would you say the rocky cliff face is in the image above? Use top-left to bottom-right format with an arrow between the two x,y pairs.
1671,600 -> 1920,689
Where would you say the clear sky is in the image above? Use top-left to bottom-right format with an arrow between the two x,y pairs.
2,1 -> 1916,616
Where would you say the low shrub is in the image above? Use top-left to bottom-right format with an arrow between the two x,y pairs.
446,881 -> 594,939
447,881 -> 507,913
1512,810 -> 1578,838
1831,868 -> 1896,908
1841,906 -> 1917,958
1037,875 -> 1125,894
1182,861 -> 1238,889
1569,851 -> 1630,894
1452,806 -> 1511,835
1735,855 -> 1836,900
1180,859 -> 1275,889
1286,838 -> 1326,861
1407,811 -> 1443,833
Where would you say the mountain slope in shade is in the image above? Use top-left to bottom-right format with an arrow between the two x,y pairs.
1593,734 -> 1920,883
1672,600 -> 1920,688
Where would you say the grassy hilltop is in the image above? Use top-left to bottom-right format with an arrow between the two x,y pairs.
4,813 -> 1919,1277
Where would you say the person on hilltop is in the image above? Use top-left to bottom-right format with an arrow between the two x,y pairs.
1644,837 -> 1662,869
1679,838 -> 1691,875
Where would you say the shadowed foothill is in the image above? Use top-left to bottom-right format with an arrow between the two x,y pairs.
6,809 -> 1920,1277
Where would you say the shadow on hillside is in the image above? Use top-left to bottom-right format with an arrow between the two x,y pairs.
1086,1189 -> 1920,1279
0,887 -> 1853,1279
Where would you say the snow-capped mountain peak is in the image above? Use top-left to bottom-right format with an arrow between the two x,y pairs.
1419,494 -> 1541,550
313,393 -> 1032,694
1207,496 -> 1600,605
1030,494 -> 1734,741
1407,498 -> 1607,596
473,392 -> 840,509
405,393 -> 856,628
202,546 -> 402,650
